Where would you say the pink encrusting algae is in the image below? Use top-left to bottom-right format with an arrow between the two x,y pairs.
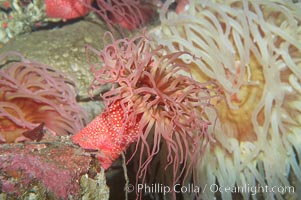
0,52 -> 87,143
72,32 -> 220,189
0,142 -> 92,199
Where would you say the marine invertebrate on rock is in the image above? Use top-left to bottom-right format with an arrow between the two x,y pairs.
72,32 -> 219,189
45,0 -> 93,20
150,0 -> 301,199
0,52 -> 87,143
0,0 -> 46,44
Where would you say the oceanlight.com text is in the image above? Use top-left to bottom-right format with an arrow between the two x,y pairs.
127,183 -> 295,196
209,184 -> 295,196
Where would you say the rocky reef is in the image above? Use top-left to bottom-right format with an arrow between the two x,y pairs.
0,136 -> 109,199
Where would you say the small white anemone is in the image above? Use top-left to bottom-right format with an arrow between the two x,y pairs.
149,0 -> 301,199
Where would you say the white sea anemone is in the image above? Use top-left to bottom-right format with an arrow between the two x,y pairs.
149,0 -> 301,199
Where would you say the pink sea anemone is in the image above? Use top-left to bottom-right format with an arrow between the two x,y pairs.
78,32 -> 220,192
0,52 -> 87,143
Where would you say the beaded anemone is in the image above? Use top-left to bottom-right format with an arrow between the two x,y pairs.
73,32 -> 219,189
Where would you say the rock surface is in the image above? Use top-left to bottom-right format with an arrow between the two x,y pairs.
0,137 -> 109,199
0,19 -> 105,98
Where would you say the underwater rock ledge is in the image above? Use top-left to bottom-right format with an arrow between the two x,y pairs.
0,138 -> 109,199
